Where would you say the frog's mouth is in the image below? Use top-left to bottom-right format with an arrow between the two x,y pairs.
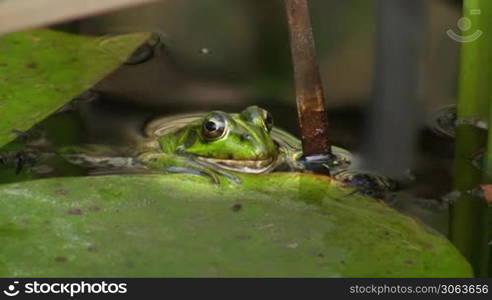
198,157 -> 277,174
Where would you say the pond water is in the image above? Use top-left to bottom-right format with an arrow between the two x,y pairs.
0,0 -> 490,276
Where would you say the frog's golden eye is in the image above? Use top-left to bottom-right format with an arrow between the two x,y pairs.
202,114 -> 226,140
263,111 -> 273,132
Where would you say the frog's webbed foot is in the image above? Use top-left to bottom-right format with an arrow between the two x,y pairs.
205,166 -> 241,185
165,166 -> 222,185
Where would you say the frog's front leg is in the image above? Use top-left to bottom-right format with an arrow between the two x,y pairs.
137,152 -> 240,185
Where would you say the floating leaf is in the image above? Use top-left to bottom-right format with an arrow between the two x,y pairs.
0,29 -> 150,147
0,173 -> 472,277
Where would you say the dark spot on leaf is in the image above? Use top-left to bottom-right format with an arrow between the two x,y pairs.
54,256 -> 67,263
55,189 -> 69,196
25,62 -> 37,68
231,203 -> 242,212
67,208 -> 83,215
88,205 -> 101,212
404,260 -> 415,265
234,234 -> 251,241
87,246 -> 98,252
317,252 -> 325,258
422,241 -> 434,249
0,63 -> 7,67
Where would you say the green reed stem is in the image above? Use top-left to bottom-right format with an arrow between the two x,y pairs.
456,0 -> 491,120
450,0 -> 492,277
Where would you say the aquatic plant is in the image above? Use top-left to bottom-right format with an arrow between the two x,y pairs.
450,0 -> 491,277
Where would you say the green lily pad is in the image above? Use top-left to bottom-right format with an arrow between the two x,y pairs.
0,29 -> 150,147
0,173 -> 472,277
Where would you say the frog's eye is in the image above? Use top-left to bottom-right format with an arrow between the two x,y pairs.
241,106 -> 274,132
202,114 -> 226,140
263,111 -> 274,132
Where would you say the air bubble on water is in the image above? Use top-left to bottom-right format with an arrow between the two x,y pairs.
441,190 -> 461,203
200,48 -> 210,55
404,169 -> 416,181
443,187 -> 490,204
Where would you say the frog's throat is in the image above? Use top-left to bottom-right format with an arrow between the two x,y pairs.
196,156 -> 277,174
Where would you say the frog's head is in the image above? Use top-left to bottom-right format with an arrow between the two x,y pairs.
166,106 -> 279,172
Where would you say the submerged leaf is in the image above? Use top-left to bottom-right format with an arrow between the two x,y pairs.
0,29 -> 150,147
0,173 -> 472,277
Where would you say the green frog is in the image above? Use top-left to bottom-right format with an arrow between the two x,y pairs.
5,106 -> 353,184
137,106 -> 282,182
1,105 -> 401,196
132,105 -> 352,183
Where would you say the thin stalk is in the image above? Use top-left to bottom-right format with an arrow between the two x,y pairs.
284,0 -> 332,158
450,0 -> 492,277
456,0 -> 491,120
485,95 -> 492,181
482,0 -> 492,180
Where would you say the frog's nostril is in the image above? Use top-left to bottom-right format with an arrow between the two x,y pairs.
240,133 -> 252,141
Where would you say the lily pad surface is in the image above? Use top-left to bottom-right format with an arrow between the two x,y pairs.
0,173 -> 472,277
0,29 -> 150,147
